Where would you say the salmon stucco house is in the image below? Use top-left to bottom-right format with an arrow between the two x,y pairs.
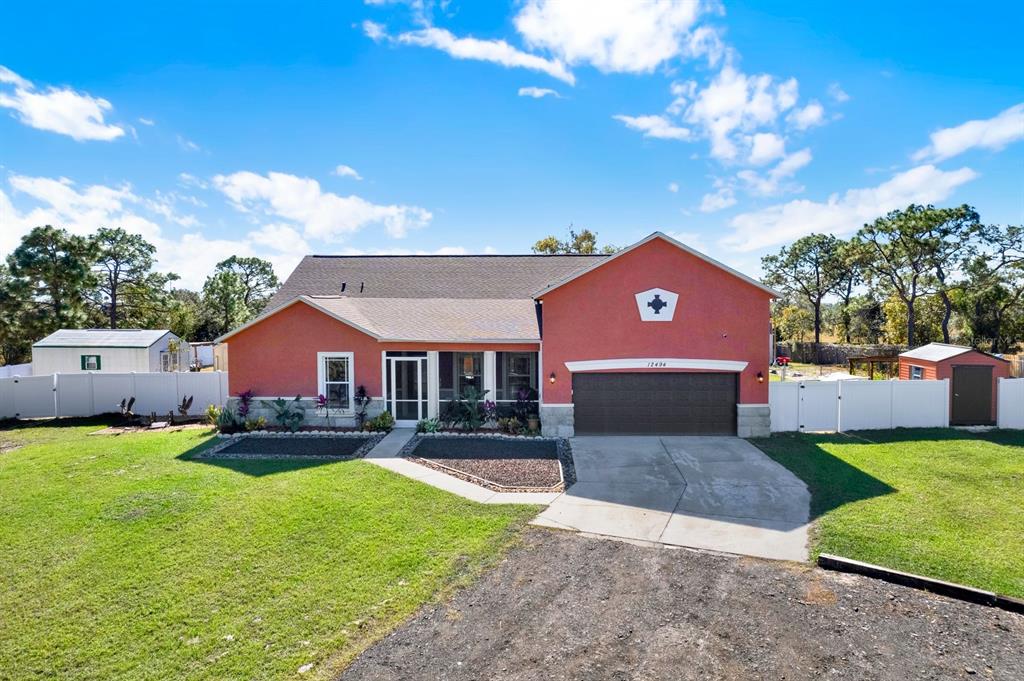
218,233 -> 779,437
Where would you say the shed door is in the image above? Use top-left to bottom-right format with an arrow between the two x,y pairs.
951,365 -> 993,425
572,372 -> 737,435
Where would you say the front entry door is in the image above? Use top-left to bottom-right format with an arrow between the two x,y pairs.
388,357 -> 427,427
951,365 -> 993,425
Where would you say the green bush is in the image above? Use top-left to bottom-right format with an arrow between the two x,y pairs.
215,405 -> 240,434
205,404 -> 221,426
244,416 -> 267,432
259,396 -> 306,432
416,417 -> 441,433
363,411 -> 395,433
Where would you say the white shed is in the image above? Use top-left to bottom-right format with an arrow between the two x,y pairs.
31,329 -> 190,375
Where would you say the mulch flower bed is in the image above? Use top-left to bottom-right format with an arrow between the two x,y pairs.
198,433 -> 384,460
401,435 -> 575,493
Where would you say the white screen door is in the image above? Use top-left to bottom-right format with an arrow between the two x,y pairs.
388,356 -> 427,426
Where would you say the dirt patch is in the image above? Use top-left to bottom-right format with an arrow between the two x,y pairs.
0,440 -> 19,455
90,423 -> 214,436
403,437 -> 573,492
203,435 -> 380,459
341,529 -> 1024,681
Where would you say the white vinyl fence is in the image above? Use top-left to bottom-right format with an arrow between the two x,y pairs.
0,372 -> 229,420
997,378 -> 1024,430
770,379 -> 950,433
0,363 -> 32,378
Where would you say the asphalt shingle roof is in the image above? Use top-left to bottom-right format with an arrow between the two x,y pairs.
33,329 -> 172,348
305,296 -> 539,342
265,254 -> 607,311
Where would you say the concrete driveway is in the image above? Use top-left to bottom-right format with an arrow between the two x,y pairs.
533,436 -> 810,560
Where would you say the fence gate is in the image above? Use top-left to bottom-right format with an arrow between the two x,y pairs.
797,381 -> 839,432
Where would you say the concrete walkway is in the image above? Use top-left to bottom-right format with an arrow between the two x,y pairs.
364,429 -> 560,505
533,436 -> 810,561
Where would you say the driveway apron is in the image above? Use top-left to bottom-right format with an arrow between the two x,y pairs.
533,436 -> 810,561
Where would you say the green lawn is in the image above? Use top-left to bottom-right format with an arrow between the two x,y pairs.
752,428 -> 1024,597
0,420 -> 537,681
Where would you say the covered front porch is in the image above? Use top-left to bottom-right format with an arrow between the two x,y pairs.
371,349 -> 541,427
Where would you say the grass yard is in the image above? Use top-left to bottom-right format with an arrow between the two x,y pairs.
0,420 -> 538,681
752,428 -> 1024,598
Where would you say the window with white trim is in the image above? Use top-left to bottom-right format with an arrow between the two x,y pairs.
318,352 -> 354,411
81,354 -> 101,371
910,365 -> 924,380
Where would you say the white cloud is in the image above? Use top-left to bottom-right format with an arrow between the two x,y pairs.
663,230 -> 709,254
722,164 -> 978,252
827,82 -> 849,103
747,132 -> 786,166
178,172 -> 209,190
213,170 -> 432,241
381,25 -> 575,85
787,100 -> 825,130
362,20 -> 387,42
333,164 -> 363,180
667,182 -> 679,193
514,0 -> 703,73
177,135 -> 201,152
699,182 -> 737,213
0,66 -> 31,89
0,65 -> 125,141
912,103 -> 1024,162
682,65 -> 800,160
249,223 -> 311,256
737,148 -> 812,196
613,114 -> 691,141
0,174 -> 300,288
137,117 -> 155,126
518,86 -> 560,99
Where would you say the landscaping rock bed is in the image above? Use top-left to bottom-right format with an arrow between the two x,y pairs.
199,433 -> 383,460
401,435 -> 575,493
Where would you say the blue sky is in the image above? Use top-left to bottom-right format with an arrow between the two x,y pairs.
1,1 -> 1021,288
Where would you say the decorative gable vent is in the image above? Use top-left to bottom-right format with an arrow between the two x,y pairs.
634,288 -> 679,322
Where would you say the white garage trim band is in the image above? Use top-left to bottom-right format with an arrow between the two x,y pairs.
563,358 -> 749,373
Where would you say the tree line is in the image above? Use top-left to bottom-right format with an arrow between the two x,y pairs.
0,225 -> 280,365
762,205 -> 1024,353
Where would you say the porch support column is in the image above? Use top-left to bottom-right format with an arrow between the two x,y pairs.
427,351 -> 439,419
483,351 -> 496,402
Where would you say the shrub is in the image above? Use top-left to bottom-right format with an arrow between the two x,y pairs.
497,417 -> 523,435
259,396 -> 306,433
237,390 -> 255,419
363,411 -> 395,433
244,416 -> 267,432
416,417 -> 441,433
216,405 -> 241,434
205,404 -> 221,426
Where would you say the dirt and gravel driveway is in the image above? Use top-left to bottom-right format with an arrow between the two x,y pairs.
341,528 -> 1024,680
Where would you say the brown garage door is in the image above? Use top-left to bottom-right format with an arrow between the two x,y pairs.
572,372 -> 737,435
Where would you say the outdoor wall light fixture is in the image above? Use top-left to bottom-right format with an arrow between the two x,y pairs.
549,372 -> 557,384
757,371 -> 765,384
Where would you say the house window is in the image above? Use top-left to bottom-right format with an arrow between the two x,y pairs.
909,365 -> 924,380
81,355 -> 101,371
496,352 -> 538,401
438,352 -> 483,401
317,352 -> 354,411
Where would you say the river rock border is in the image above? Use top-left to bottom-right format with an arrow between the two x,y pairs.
200,430 -> 386,460
399,433 -> 576,493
